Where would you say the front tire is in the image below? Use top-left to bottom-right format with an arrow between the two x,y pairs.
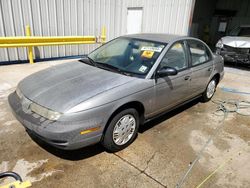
102,108 -> 139,152
201,78 -> 217,102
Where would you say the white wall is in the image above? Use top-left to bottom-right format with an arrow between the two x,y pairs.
0,0 -> 194,62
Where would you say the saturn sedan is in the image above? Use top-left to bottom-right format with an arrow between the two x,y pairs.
9,34 -> 224,152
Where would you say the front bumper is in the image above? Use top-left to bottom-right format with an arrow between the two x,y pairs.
8,92 -> 105,150
216,48 -> 250,64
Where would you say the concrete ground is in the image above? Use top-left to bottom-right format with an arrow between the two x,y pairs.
0,60 -> 249,188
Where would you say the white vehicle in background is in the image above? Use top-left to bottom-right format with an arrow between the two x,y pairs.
216,25 -> 250,65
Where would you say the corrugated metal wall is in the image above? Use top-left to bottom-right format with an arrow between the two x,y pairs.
0,0 -> 194,62
216,0 -> 250,30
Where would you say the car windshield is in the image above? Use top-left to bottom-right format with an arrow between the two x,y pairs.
87,37 -> 166,77
229,27 -> 250,37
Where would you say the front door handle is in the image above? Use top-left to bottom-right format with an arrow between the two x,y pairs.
184,76 -> 190,80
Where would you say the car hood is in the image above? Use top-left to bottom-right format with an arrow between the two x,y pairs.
221,36 -> 250,48
18,61 -> 135,113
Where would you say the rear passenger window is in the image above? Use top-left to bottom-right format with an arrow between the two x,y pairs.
187,40 -> 211,66
160,42 -> 188,71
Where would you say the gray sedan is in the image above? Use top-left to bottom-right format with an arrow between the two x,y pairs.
8,34 -> 224,152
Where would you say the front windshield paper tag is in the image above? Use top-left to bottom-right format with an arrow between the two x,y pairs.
141,46 -> 163,52
139,65 -> 148,73
141,50 -> 154,58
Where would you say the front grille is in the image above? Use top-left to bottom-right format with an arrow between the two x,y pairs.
223,45 -> 250,54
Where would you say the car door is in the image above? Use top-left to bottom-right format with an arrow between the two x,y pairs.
186,39 -> 214,97
151,41 -> 192,116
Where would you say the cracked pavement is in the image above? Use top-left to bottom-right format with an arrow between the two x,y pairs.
0,60 -> 249,188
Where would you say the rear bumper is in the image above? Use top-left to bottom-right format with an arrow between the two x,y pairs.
8,92 -> 104,150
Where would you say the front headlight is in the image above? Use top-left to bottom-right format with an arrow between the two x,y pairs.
30,103 -> 62,121
16,87 -> 61,121
216,40 -> 224,48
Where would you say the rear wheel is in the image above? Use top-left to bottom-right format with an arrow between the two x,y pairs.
201,78 -> 217,102
102,108 -> 139,152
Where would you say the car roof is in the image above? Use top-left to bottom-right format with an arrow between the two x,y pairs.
122,33 -> 185,43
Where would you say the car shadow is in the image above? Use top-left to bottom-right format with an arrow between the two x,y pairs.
139,98 -> 200,133
27,98 -> 200,160
28,131 -> 105,161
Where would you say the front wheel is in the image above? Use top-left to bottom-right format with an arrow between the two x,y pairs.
102,108 -> 139,152
201,78 -> 217,102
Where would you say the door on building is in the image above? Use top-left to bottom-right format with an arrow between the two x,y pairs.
127,8 -> 143,34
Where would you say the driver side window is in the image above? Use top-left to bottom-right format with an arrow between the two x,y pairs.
160,42 -> 188,71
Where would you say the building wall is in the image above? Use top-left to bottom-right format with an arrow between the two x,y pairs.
191,0 -> 217,39
208,0 -> 250,45
216,0 -> 250,30
0,0 -> 194,62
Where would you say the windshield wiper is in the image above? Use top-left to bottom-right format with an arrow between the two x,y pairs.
79,56 -> 97,67
80,57 -> 132,76
96,62 -> 132,76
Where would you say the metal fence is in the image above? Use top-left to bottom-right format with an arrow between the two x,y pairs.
0,25 -> 106,63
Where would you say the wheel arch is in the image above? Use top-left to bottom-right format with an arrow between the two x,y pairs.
103,101 -> 145,136
212,73 -> 220,85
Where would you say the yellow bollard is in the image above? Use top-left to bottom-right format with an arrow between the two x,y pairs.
101,26 -> 106,44
25,25 -> 34,64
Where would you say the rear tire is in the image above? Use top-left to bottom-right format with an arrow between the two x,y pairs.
201,78 -> 217,102
102,108 -> 139,152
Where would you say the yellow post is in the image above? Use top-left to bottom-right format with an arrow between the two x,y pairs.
25,25 -> 34,64
101,26 -> 106,44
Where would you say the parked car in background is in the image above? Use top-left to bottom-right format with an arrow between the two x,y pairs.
9,34 -> 224,152
216,25 -> 250,64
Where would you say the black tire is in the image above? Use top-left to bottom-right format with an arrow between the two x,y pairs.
201,77 -> 218,102
102,108 -> 139,152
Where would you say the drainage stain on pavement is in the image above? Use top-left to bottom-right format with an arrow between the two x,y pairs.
0,159 -> 62,185
0,63 -> 249,188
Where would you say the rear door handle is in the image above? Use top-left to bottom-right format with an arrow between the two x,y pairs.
207,67 -> 212,71
184,76 -> 190,80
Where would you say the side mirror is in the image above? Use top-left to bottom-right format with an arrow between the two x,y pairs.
157,67 -> 178,77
